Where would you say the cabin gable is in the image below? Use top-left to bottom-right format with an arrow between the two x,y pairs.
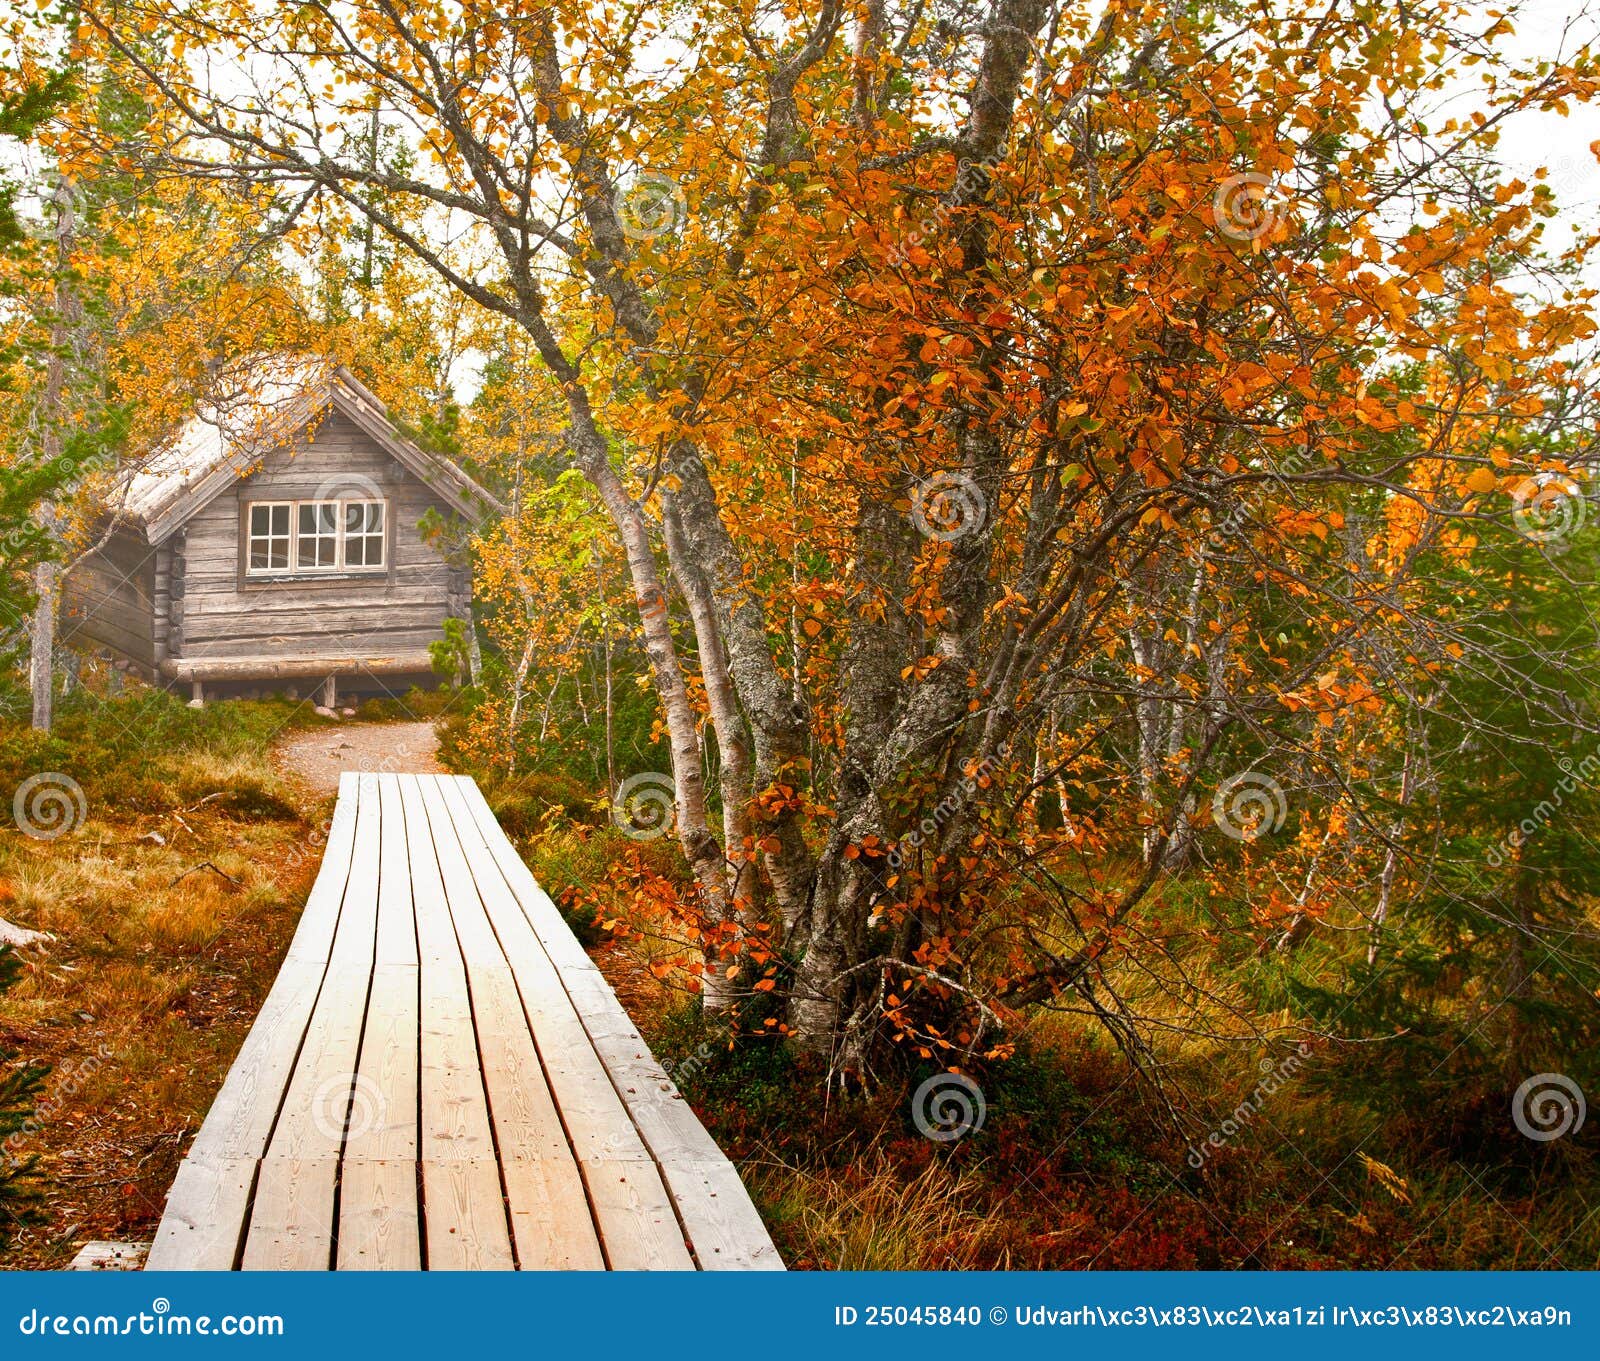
169,410 -> 471,670
62,364 -> 495,701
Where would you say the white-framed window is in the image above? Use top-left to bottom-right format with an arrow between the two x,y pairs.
297,502 -> 340,571
247,502 -> 292,573
343,500 -> 386,568
245,498 -> 387,576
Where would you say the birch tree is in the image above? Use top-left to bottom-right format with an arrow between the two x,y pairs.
82,0 -> 1600,1081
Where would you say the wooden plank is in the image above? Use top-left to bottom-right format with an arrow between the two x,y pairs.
446,777 -> 781,1270
395,776 -> 512,1270
241,776 -> 382,1267
584,1157 -> 695,1272
258,775 -> 382,1164
412,778 -> 603,1269
279,773 -> 366,969
499,1158 -> 606,1270
374,775 -> 419,968
145,1157 -> 255,1271
419,1161 -> 515,1271
156,775 -> 408,1272
184,606 -> 448,643
337,1160 -> 421,1271
158,652 -> 436,682
240,1158 -> 339,1271
427,779 -> 694,1269
343,965 -> 418,1163
399,775 -> 497,1162
148,773 -> 363,1269
339,778 -> 421,1259
455,969 -> 573,1164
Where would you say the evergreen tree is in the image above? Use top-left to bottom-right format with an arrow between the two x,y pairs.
0,946 -> 47,1250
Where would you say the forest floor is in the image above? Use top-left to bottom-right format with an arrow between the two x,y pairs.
3,687 -> 1596,1271
0,693 -> 449,1267
272,718 -> 443,796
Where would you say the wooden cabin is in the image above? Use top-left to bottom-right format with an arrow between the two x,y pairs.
62,357 -> 501,706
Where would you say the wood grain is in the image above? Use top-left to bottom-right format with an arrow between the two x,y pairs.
150,773 -> 777,1272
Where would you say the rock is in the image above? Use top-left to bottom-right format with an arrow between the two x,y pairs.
0,917 -> 50,948
313,705 -> 336,718
339,707 -> 356,717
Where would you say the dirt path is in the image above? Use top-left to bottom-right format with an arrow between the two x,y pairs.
273,719 -> 444,798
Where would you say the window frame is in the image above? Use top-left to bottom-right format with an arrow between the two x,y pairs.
341,499 -> 387,571
295,501 -> 342,575
241,496 -> 389,579
246,501 -> 294,575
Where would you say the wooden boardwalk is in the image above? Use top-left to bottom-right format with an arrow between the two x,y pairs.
147,773 -> 781,1271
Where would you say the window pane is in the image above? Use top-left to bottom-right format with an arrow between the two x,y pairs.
343,502 -> 384,568
299,503 -> 336,534
296,500 -> 338,569
248,505 -> 292,572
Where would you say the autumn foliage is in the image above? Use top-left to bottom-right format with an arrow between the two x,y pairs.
2,0 -> 1598,1243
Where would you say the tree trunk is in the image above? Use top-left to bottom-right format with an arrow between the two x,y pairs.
785,0 -> 1055,1059
28,178 -> 76,733
1367,743 -> 1414,965
663,495 -> 758,1013
29,552 -> 57,732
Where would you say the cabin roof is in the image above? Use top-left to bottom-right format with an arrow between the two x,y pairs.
123,354 -> 503,543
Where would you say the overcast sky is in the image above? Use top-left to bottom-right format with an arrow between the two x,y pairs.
1474,0 -> 1600,284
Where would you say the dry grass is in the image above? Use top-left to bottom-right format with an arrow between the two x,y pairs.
0,724 -> 322,1267
747,1149 -> 1017,1270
